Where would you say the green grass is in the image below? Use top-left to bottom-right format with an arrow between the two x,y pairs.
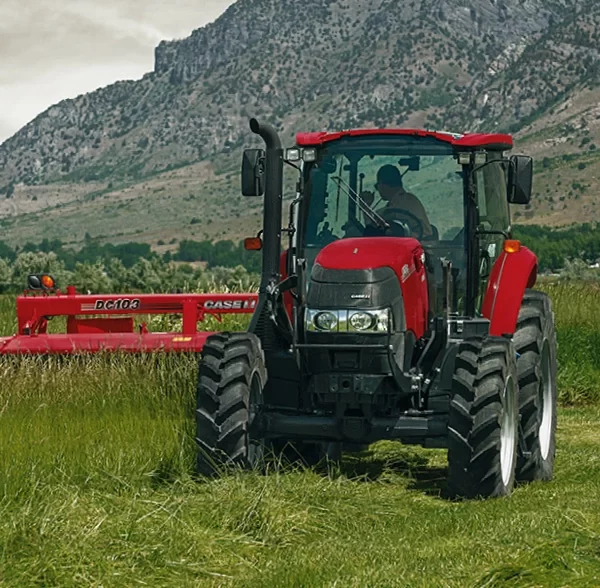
1,283 -> 600,586
540,281 -> 600,404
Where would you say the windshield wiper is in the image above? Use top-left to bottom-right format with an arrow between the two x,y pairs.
330,176 -> 390,230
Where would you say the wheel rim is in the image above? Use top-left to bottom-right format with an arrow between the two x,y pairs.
539,340 -> 553,460
247,372 -> 263,465
500,375 -> 517,487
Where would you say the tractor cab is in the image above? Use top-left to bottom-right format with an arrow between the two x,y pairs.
244,127 -> 532,323
300,133 -> 474,318
195,119 -> 557,501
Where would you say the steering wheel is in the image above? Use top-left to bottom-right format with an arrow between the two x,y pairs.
381,208 -> 425,241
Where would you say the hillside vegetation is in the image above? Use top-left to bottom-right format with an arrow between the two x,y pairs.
0,0 -> 598,247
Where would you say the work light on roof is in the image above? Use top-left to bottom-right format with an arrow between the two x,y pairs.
285,148 -> 301,162
474,151 -> 487,165
285,147 -> 318,163
302,148 -> 317,162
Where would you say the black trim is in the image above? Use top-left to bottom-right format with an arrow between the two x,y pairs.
260,412 -> 448,443
465,169 -> 479,317
307,265 -> 405,332
295,343 -> 388,349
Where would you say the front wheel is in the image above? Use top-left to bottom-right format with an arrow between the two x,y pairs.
195,332 -> 267,476
447,336 -> 519,499
513,290 -> 558,482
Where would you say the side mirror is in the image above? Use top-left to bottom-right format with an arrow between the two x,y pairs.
508,155 -> 533,204
241,149 -> 265,196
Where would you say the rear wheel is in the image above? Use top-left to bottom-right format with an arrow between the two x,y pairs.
195,332 -> 266,476
513,290 -> 557,482
447,336 -> 519,499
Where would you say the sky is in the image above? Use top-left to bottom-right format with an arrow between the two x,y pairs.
0,0 -> 236,143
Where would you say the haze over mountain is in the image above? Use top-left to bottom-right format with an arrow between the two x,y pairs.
0,0 -> 598,248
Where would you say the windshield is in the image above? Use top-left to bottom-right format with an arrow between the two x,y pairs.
302,135 -> 468,315
305,136 -> 465,246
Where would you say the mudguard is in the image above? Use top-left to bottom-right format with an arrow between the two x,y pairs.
481,246 -> 538,336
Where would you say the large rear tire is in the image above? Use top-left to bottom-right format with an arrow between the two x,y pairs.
513,290 -> 558,482
195,332 -> 266,476
447,336 -> 519,499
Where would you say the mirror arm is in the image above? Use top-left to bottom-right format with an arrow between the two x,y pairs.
470,158 -> 509,176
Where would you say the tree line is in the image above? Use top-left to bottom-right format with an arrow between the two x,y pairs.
0,236 -> 261,273
0,224 -> 596,293
512,224 -> 600,273
0,237 -> 262,294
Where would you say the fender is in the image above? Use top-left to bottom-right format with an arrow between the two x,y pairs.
481,246 -> 537,336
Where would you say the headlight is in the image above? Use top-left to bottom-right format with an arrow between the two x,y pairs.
314,311 -> 338,332
348,309 -> 390,333
306,309 -> 391,333
349,311 -> 374,331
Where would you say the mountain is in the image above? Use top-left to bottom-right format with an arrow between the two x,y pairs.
0,0 -> 598,248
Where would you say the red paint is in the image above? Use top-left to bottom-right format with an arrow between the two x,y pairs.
67,317 -> 134,334
482,247 -> 538,336
279,250 -> 294,321
0,332 -> 219,354
315,238 -> 429,339
296,128 -> 513,150
1,290 -> 258,354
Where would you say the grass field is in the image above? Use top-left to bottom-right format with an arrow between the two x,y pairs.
1,283 -> 600,586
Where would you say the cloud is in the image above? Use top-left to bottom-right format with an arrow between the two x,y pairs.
0,0 -> 236,142
60,1 -> 171,45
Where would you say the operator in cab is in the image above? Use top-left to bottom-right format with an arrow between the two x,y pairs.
361,164 -> 433,240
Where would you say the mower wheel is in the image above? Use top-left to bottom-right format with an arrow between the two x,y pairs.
195,332 -> 266,476
447,336 -> 519,499
513,290 -> 557,482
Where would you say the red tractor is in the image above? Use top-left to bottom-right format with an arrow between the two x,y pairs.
195,119 -> 557,498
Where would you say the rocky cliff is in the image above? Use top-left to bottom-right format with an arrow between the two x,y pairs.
2,0 -> 594,187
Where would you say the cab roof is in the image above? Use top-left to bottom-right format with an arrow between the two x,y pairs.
296,128 -> 513,150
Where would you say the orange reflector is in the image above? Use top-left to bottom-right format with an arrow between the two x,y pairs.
504,240 -> 521,254
244,237 -> 263,251
41,274 -> 55,289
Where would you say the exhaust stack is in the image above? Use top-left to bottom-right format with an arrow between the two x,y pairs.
248,118 -> 285,346
249,118 -> 283,287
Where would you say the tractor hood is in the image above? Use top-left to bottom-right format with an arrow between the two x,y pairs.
314,237 -> 424,283
309,237 -> 429,339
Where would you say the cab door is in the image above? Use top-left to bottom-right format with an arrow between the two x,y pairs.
474,154 -> 511,311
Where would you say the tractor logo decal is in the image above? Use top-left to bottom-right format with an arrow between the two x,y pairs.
401,264 -> 417,283
81,299 -> 142,311
204,299 -> 257,310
